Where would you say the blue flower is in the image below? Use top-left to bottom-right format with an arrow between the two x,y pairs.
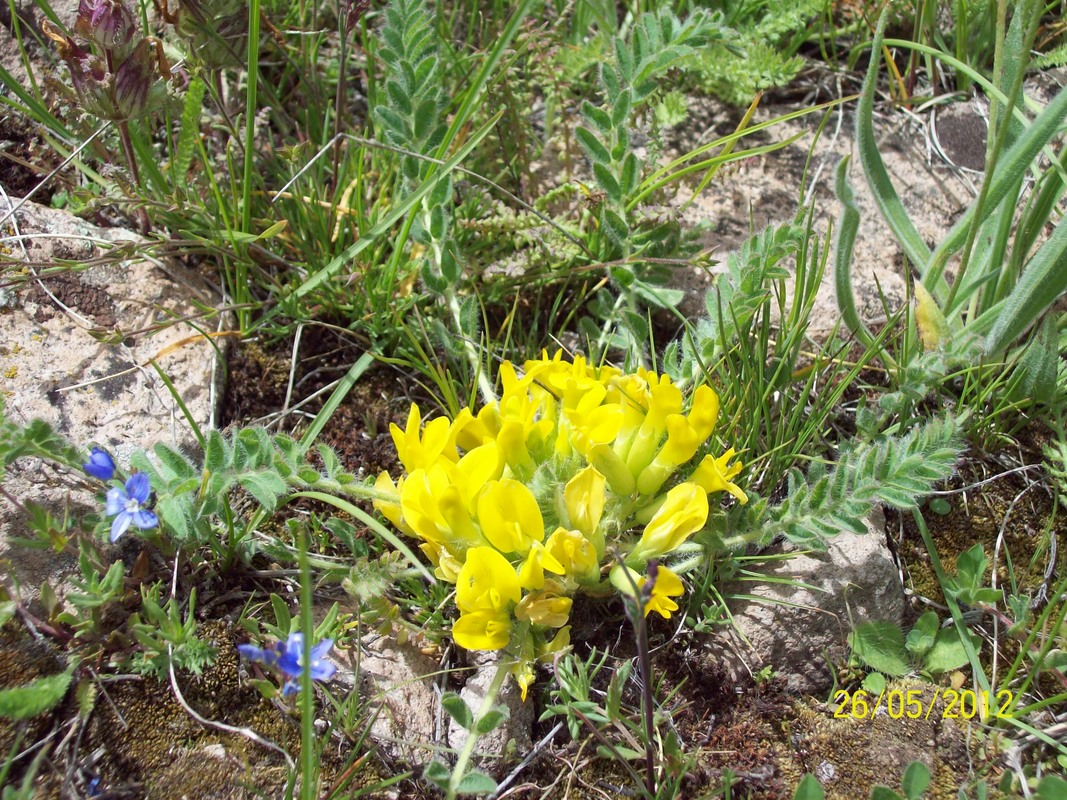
237,641 -> 281,667
105,472 -> 158,542
83,447 -> 116,481
237,632 -> 337,696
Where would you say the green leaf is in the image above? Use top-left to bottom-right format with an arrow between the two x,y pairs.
620,152 -> 640,196
473,706 -> 509,735
924,626 -> 980,675
0,601 -> 14,628
862,671 -> 886,695
413,97 -> 438,143
856,15 -> 931,274
204,430 -> 227,475
793,774 -> 825,800
238,471 -> 287,513
611,88 -> 631,128
592,163 -> 622,205
849,621 -> 910,677
600,208 -> 629,246
154,443 -> 197,482
575,126 -> 611,165
905,611 -> 938,658
986,219 -> 1067,354
174,78 -> 206,190
267,595 -> 290,635
423,760 -> 451,790
1036,775 -> 1067,799
428,205 -> 448,241
901,760 -> 930,800
613,37 -> 633,83
581,101 -> 612,135
455,769 -> 497,795
1010,314 -> 1060,405
0,667 -> 73,720
441,691 -> 473,730
869,788 -> 905,800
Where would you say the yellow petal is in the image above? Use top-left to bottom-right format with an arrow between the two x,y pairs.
563,466 -> 606,539
515,592 -> 572,627
476,479 -> 544,554
456,546 -> 520,613
545,527 -> 600,584
452,610 -> 512,650
691,449 -> 748,504
518,541 -> 566,589
630,483 -> 708,562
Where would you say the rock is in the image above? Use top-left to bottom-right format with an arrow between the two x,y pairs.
713,507 -> 905,696
446,651 -> 534,775
0,199 -> 222,598
333,634 -> 442,766
665,97 -> 976,342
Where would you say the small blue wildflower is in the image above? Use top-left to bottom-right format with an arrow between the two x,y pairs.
236,641 -> 281,668
105,472 -> 158,542
83,447 -> 116,481
238,632 -> 336,696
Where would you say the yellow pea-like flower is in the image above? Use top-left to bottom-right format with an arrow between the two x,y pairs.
688,384 -> 719,442
390,403 -> 458,471
476,478 -> 545,554
453,546 -> 521,650
497,419 -> 537,480
515,592 -> 572,627
635,414 -> 703,496
691,449 -> 748,504
609,563 -> 686,619
629,482 -> 709,563
624,381 -> 684,476
563,467 -> 606,540
452,610 -> 513,651
518,541 -> 566,589
373,471 -> 411,536
536,625 -> 571,661
545,528 -> 600,584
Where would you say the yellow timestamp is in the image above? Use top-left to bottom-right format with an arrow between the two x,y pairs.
832,688 -> 1016,721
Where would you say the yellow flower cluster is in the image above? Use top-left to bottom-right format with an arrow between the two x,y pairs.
374,352 -> 745,698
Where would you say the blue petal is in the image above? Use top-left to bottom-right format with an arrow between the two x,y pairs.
125,472 -> 151,503
237,643 -> 268,662
106,487 -> 126,517
277,646 -> 301,677
281,679 -> 299,697
110,511 -> 133,542
132,509 -> 158,530
83,448 -> 115,481
311,660 -> 337,681
311,638 -> 334,660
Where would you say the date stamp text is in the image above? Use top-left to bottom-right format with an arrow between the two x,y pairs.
831,688 -> 1016,721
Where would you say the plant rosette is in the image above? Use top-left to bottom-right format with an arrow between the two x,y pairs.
374,352 -> 746,699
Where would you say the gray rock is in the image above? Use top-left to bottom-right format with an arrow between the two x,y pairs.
335,635 -> 442,766
0,199 -> 222,597
713,507 -> 904,696
446,651 -> 534,775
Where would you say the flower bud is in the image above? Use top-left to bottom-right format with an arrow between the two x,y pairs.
75,0 -> 138,59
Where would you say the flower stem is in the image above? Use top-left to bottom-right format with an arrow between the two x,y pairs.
115,119 -> 149,233
298,529 -> 316,800
445,660 -> 509,800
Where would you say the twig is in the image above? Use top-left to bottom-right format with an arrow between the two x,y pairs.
164,559 -> 295,770
490,722 -> 563,798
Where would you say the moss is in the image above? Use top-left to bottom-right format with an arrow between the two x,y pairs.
84,620 -> 347,799
773,679 -> 997,800
0,623 -> 66,766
